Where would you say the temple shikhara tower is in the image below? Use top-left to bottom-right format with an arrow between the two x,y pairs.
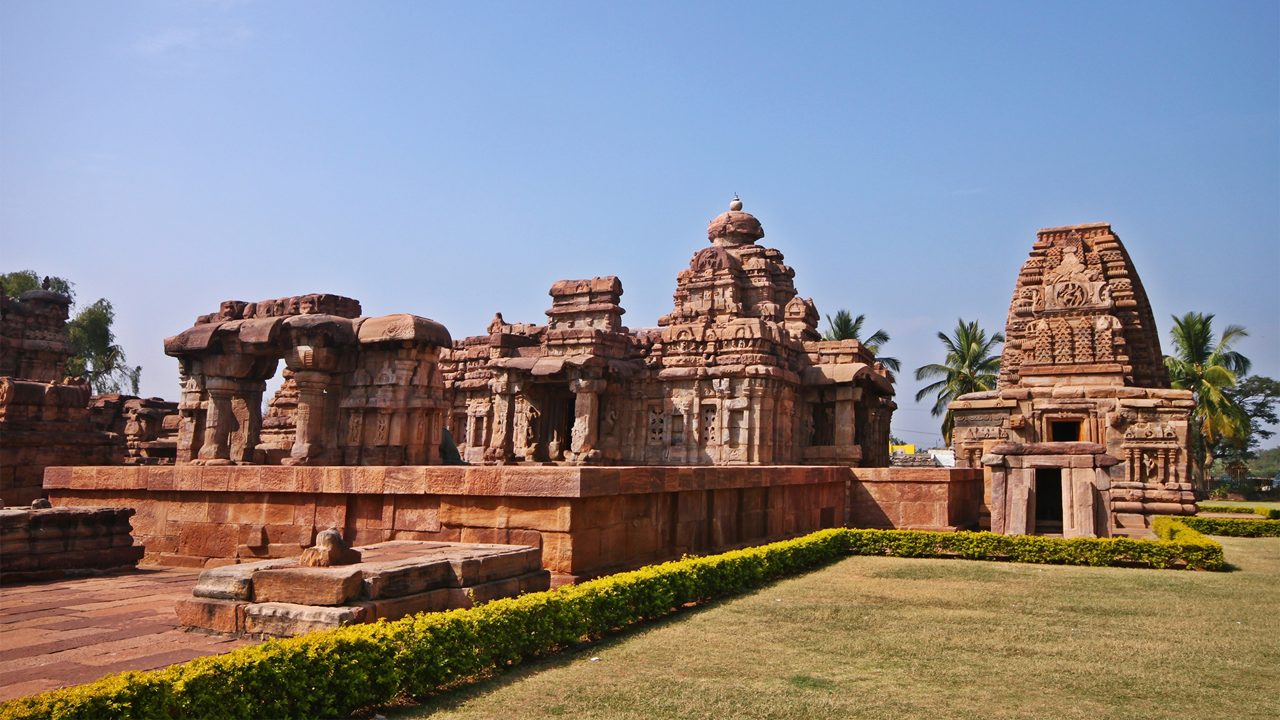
950,222 -> 1195,537
441,197 -> 897,467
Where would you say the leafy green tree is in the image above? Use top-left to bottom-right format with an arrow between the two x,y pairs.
914,318 -> 1004,443
1216,375 -> 1279,467
822,309 -> 901,373
1163,312 -> 1250,490
0,269 -> 74,300
1245,446 -> 1280,478
1,269 -> 140,394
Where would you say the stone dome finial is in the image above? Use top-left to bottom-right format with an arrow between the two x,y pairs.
707,196 -> 764,246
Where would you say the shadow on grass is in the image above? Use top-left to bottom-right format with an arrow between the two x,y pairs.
371,600 -> 726,719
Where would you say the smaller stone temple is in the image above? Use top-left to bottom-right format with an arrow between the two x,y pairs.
950,223 -> 1195,537
163,294 -> 452,467
440,198 -> 897,467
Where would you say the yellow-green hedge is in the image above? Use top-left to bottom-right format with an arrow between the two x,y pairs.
1178,516 -> 1280,537
1195,503 -> 1280,520
0,526 -> 1223,720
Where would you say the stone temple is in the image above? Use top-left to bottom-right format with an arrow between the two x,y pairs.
442,197 -> 896,468
41,199 -> 983,582
950,223 -> 1196,537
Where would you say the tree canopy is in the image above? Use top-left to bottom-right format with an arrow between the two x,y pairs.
822,309 -> 901,373
0,270 -> 141,394
913,318 -> 1004,443
1163,311 -> 1251,489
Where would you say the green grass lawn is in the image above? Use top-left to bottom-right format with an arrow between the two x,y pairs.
392,536 -> 1280,720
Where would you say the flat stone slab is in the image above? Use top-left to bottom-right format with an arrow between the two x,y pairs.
179,540 -> 550,637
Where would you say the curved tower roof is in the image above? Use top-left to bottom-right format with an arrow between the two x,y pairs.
998,222 -> 1169,389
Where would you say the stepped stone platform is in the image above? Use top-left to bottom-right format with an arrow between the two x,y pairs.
177,541 -> 550,637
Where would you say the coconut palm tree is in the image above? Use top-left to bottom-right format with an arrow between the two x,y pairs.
913,318 -> 1004,443
822,309 -> 901,373
1164,312 -> 1251,490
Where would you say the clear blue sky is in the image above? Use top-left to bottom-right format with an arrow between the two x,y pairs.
2,1 -> 1277,447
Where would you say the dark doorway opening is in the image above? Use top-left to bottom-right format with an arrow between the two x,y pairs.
1035,468 -> 1063,534
1050,420 -> 1082,442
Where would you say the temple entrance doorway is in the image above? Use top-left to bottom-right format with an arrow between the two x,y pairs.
535,383 -> 575,462
1034,468 -> 1064,534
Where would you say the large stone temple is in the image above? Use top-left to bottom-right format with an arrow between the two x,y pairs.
33,199 -> 979,578
950,222 -> 1196,537
156,199 -> 896,472
440,197 -> 897,467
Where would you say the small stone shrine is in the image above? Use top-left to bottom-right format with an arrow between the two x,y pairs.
950,223 -> 1195,537
441,198 -> 897,467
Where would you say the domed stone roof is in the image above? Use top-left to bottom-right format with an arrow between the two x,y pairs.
707,196 -> 764,246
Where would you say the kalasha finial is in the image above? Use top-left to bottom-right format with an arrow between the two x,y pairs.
729,193 -> 743,212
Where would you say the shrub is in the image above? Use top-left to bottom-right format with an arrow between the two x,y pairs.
0,526 -> 1222,720
845,527 -> 1224,571
1195,504 -> 1280,520
1178,516 -> 1280,537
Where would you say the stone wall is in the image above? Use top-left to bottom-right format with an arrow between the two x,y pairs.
0,379 -> 118,506
0,506 -> 144,584
847,467 -> 984,531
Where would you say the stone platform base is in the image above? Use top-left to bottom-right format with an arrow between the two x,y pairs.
45,465 -> 983,578
177,541 -> 550,636
45,465 -> 849,579
0,506 -> 144,584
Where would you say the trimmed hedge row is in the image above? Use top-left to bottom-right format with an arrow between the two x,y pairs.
0,527 -> 1224,720
846,527 -> 1224,571
1179,516 -> 1280,537
1195,504 -> 1280,520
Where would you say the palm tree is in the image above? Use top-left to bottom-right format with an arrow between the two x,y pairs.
1164,312 -> 1251,491
823,309 -> 901,373
914,318 -> 1004,443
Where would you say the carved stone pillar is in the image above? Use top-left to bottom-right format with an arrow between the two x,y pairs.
176,367 -> 205,464
286,370 -> 333,466
486,375 -> 516,464
569,379 -> 605,464
196,377 -> 237,465
229,379 -> 265,463
834,386 -> 857,449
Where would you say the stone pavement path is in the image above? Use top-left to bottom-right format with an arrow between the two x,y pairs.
0,567 -> 252,702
